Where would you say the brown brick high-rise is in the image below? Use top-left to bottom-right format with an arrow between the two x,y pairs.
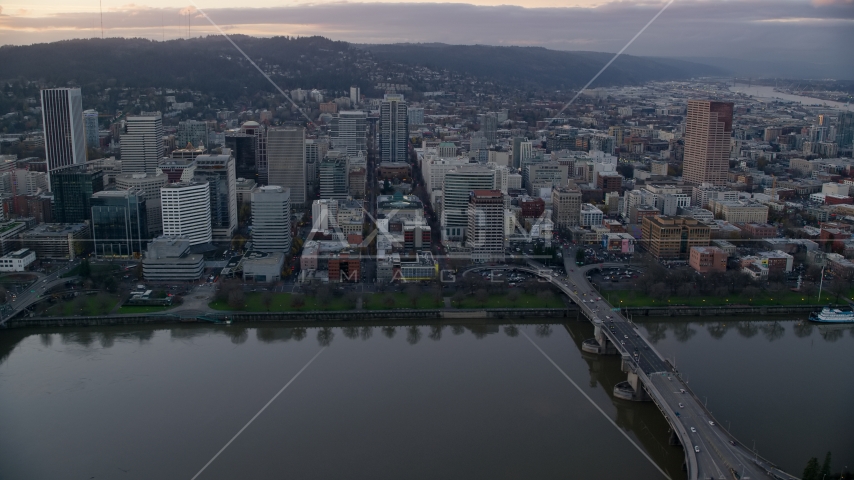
683,100 -> 733,186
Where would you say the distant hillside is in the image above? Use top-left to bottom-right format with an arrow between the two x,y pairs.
0,36 -> 723,98
362,43 -> 725,90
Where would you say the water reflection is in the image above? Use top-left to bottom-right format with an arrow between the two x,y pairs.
736,321 -> 759,338
793,322 -> 813,338
504,325 -> 520,337
317,327 -> 334,347
760,322 -> 785,342
381,326 -> 397,339
672,323 -> 697,343
406,326 -> 421,345
535,324 -> 553,337
428,325 -> 443,341
706,322 -> 730,339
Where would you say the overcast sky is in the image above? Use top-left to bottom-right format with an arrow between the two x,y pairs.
0,0 -> 851,75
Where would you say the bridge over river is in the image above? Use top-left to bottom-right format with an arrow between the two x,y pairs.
463,253 -> 796,480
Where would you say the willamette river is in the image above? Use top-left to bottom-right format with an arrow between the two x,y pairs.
729,85 -> 852,110
0,317 -> 851,479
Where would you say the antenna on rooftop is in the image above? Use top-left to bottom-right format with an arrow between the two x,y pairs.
99,0 -> 104,38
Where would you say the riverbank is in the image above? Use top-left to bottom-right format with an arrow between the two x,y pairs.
1,307 -> 572,329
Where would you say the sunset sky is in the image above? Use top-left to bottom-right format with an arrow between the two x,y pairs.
0,0 -> 851,76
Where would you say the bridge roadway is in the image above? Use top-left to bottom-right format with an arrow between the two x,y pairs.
463,257 -> 795,480
0,260 -> 80,327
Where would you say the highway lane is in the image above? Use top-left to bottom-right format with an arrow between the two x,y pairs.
0,260 -> 80,326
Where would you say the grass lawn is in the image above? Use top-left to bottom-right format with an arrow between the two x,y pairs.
455,292 -> 565,309
61,264 -> 121,278
42,293 -> 122,316
209,293 -> 355,312
116,305 -> 174,314
364,293 -> 444,310
608,289 -> 827,308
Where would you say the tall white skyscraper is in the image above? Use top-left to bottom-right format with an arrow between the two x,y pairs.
121,112 -> 164,175
408,107 -> 424,126
349,86 -> 361,105
331,111 -> 367,157
160,181 -> 212,246
441,165 -> 495,241
251,186 -> 292,253
40,88 -> 86,190
83,109 -> 99,149
380,94 -> 408,163
267,126 -> 306,210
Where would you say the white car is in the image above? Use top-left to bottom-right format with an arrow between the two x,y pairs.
694,446 -> 700,453
679,403 -> 684,408
690,427 -> 696,433
709,421 -> 715,426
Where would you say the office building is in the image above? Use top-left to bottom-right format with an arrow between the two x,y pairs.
422,156 -> 469,193
49,165 -> 104,223
331,111 -> 367,157
142,236 -> 205,281
689,246 -> 728,274
319,151 -> 349,200
22,223 -> 90,260
121,112 -> 164,175
158,158 -> 196,183
442,165 -> 495,241
478,113 -> 498,144
408,107 -> 424,126
83,109 -> 99,149
267,126 -> 306,209
349,86 -> 361,105
0,248 -> 37,272
683,100 -> 733,186
552,183 -> 582,230
90,189 -> 148,257
580,203 -> 604,227
176,120 -> 209,150
40,88 -> 86,188
226,130 -> 258,182
641,215 -> 711,260
115,172 -> 167,237
837,112 -> 854,149
251,186 -> 292,253
194,153 -> 237,240
467,190 -> 505,262
379,94 -> 408,163
160,182 -> 212,246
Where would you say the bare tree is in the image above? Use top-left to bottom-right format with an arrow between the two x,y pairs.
261,291 -> 274,312
228,290 -> 245,310
406,285 -> 421,309
290,294 -> 306,309
507,289 -> 520,307
383,294 -> 396,309
475,288 -> 489,307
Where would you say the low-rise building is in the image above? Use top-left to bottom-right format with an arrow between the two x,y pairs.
0,248 -> 36,272
689,246 -> 727,273
641,215 -> 711,260
580,203 -> 604,227
21,223 -> 90,260
327,251 -> 360,283
242,251 -> 285,283
142,236 -> 205,281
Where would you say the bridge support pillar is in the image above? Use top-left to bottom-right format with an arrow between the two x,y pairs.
581,322 -> 618,355
669,429 -> 682,446
613,356 -> 651,401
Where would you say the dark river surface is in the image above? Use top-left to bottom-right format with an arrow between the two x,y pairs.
0,317 -> 851,479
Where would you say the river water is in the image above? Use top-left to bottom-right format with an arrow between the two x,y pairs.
0,318 -> 851,479
729,85 -> 852,111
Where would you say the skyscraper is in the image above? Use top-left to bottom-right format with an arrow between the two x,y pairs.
267,127 -> 306,210
683,100 -> 733,186
349,86 -> 361,105
176,120 -> 209,149
40,88 -> 86,189
251,186 -> 292,253
467,190 -> 505,262
50,165 -> 105,223
837,112 -> 854,150
380,94 -> 408,163
441,165 -> 495,241
160,182 -> 212,246
83,109 -> 99,149
90,189 -> 148,257
331,111 -> 367,157
121,112 -> 164,175
478,113 -> 497,145
193,153 -> 237,241
319,151 -> 349,200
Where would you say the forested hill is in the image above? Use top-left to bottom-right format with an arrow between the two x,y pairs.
0,36 -> 722,98
361,43 -> 724,90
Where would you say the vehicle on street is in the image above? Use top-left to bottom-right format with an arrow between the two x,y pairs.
690,427 -> 696,433
694,446 -> 700,453
709,421 -> 715,426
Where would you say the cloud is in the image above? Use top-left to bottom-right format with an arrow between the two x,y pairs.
178,6 -> 197,15
812,0 -> 853,5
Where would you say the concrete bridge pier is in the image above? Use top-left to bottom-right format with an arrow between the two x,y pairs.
669,429 -> 682,446
580,321 -> 619,354
613,355 -> 651,402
